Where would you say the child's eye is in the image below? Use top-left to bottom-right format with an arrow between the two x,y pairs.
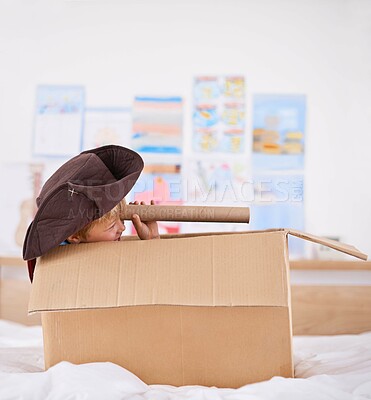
106,223 -> 115,231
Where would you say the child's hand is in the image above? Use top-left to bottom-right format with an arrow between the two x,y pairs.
130,200 -> 160,240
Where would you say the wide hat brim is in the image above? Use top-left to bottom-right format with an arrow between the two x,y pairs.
23,145 -> 144,260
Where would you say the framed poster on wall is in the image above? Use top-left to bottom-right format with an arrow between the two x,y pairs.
193,76 -> 246,153
82,107 -> 132,151
131,96 -> 183,154
32,85 -> 85,157
252,94 -> 306,170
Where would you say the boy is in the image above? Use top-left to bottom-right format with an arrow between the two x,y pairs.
23,145 -> 159,282
66,199 -> 159,244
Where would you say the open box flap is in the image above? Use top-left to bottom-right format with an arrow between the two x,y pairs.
163,229 -> 368,261
286,229 -> 368,261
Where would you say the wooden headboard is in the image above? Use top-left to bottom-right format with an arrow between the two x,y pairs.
1,257 -> 371,335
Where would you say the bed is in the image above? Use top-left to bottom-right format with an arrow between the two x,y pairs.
1,257 -> 371,399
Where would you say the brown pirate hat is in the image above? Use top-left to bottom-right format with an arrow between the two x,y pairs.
23,145 -> 144,261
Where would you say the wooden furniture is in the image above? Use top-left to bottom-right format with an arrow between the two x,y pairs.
1,257 -> 371,334
290,260 -> 371,335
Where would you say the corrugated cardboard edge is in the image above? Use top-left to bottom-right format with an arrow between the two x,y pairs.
282,231 -> 294,377
161,229 -> 368,261
159,228 -> 283,240
286,229 -> 368,261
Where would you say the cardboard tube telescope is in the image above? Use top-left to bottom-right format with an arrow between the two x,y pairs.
121,204 -> 250,223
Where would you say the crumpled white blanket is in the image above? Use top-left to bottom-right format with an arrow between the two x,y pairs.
0,320 -> 371,400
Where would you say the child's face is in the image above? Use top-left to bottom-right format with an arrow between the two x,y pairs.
82,217 -> 125,243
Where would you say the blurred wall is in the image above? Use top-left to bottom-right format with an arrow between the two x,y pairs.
0,0 -> 370,255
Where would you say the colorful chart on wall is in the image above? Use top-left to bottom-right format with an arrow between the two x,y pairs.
186,158 -> 249,204
249,172 -> 305,257
193,76 -> 246,153
33,85 -> 85,157
252,94 -> 306,170
180,158 -> 250,234
131,96 -> 183,154
129,163 -> 183,234
82,108 -> 132,151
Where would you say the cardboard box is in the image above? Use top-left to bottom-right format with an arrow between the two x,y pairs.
28,229 -> 367,388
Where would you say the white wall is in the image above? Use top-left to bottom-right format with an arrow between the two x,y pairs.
0,0 -> 370,256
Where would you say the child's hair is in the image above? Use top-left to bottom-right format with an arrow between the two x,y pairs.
75,198 -> 126,240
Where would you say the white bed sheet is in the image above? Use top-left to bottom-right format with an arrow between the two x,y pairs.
0,320 -> 371,399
